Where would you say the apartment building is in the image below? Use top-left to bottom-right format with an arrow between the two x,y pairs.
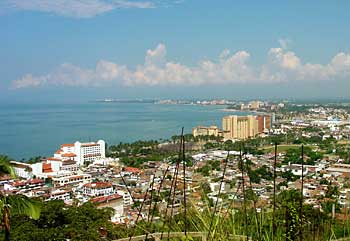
83,182 -> 114,197
52,140 -> 106,166
192,125 -> 220,137
256,115 -> 272,133
222,115 -> 258,140
44,189 -> 71,202
52,174 -> 92,187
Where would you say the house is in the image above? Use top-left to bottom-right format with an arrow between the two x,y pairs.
83,182 -> 114,197
91,194 -> 124,223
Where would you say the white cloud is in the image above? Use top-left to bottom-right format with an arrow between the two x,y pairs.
145,43 -> 166,66
278,38 -> 292,49
11,61 -> 127,89
11,43 -> 350,89
268,48 -> 301,70
12,74 -> 48,89
113,0 -> 155,9
4,0 -> 156,18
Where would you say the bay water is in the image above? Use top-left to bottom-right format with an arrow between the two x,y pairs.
0,102 -> 248,159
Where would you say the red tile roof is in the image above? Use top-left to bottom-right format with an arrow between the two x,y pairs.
13,181 -> 26,187
61,143 -> 74,147
29,179 -> 44,185
43,163 -> 53,173
62,153 -> 76,157
124,167 -> 141,173
84,182 -> 112,189
47,157 -> 61,161
62,160 -> 76,165
82,143 -> 99,147
91,194 -> 122,204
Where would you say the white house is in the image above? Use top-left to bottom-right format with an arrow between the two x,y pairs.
83,182 -> 114,197
91,194 -> 124,223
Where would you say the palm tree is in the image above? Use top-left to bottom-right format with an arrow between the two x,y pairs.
0,155 -> 41,241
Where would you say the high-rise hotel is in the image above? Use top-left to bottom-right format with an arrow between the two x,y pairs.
256,115 -> 272,133
192,115 -> 272,140
222,115 -> 259,140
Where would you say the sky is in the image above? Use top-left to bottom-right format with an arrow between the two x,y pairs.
1,0 -> 350,103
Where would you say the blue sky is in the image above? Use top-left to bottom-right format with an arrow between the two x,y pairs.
1,0 -> 350,103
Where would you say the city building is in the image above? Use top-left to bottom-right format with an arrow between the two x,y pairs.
249,100 -> 261,109
256,115 -> 272,133
192,125 -> 220,137
91,194 -> 124,223
52,140 -> 106,166
52,174 -> 92,187
10,161 -> 33,179
222,115 -> 258,140
83,182 -> 114,197
44,189 -> 72,202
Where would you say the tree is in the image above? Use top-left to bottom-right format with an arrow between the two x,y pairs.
10,200 -> 117,241
281,170 -> 298,182
0,155 -> 41,241
248,170 -> 261,184
325,184 -> 339,199
197,165 -> 210,176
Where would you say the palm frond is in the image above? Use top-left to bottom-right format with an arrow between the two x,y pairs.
0,155 -> 16,178
5,195 -> 41,220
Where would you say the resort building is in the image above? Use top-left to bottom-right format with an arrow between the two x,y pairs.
51,140 -> 106,166
192,125 -> 220,137
256,115 -> 272,133
222,115 -> 259,140
10,161 -> 33,179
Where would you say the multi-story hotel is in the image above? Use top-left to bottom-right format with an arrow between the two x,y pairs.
222,115 -> 259,140
256,115 -> 272,133
192,125 -> 220,137
53,140 -> 106,166
11,140 -> 106,180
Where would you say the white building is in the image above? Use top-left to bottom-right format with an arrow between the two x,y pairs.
74,140 -> 106,166
52,174 -> 92,187
116,190 -> 134,206
44,189 -> 71,202
83,182 -> 114,197
10,161 -> 33,179
91,194 -> 124,223
53,140 -> 106,166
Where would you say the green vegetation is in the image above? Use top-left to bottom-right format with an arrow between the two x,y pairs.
9,200 -> 123,241
282,146 -> 323,165
108,140 -> 174,167
0,155 -> 41,241
7,190 -> 350,241
261,144 -> 315,153
248,165 -> 273,184
196,160 -> 221,176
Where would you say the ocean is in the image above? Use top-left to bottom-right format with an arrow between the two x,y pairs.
0,102 -> 248,160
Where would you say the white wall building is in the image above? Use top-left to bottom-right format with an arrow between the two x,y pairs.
83,182 -> 114,197
44,189 -> 71,202
116,190 -> 134,206
74,140 -> 106,166
91,194 -> 124,223
52,174 -> 92,187
52,140 -> 106,166
10,161 -> 33,179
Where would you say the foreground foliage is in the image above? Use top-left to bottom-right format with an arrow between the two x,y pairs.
0,155 -> 41,241
5,192 -> 350,241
